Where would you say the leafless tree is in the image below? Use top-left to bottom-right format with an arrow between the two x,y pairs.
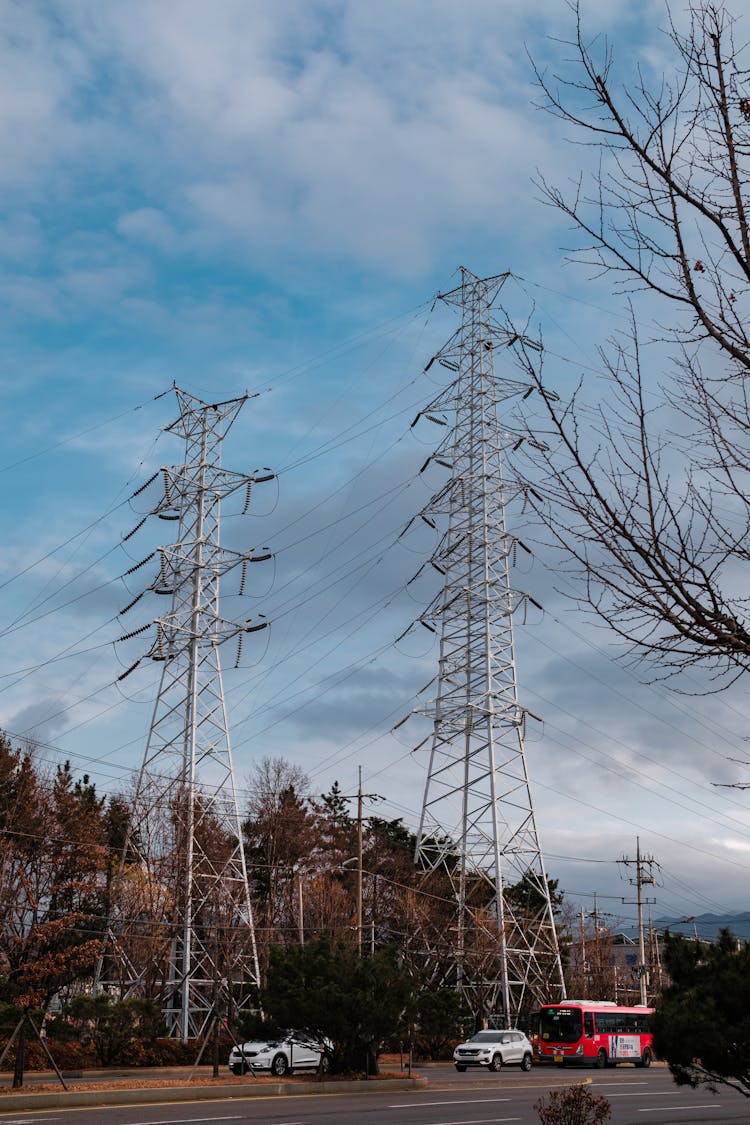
518,1 -> 750,688
242,756 -> 318,962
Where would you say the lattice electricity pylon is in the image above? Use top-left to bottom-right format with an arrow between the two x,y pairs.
411,268 -> 566,1025
96,386 -> 272,1041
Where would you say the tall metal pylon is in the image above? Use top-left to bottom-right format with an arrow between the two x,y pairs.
413,268 -> 565,1024
97,386 -> 272,1041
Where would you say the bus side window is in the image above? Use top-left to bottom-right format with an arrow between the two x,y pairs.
584,1013 -> 594,1037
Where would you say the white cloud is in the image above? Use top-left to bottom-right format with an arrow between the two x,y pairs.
716,837 -> 750,855
0,3 -> 90,189
116,208 -> 179,252
0,1 -> 568,278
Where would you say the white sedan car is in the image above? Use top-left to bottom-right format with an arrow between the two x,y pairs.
453,1028 -> 534,1072
229,1029 -> 330,1076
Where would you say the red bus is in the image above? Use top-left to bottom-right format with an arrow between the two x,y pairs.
536,1001 -> 654,1068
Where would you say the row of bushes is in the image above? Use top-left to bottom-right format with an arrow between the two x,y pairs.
0,998 -> 217,1071
4,1036 -> 459,1073
4,1036 -> 463,1073
1,1035 -> 203,1071
1,991 -> 468,1072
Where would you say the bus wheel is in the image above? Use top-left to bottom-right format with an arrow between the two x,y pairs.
636,1048 -> 653,1069
595,1049 -> 607,1069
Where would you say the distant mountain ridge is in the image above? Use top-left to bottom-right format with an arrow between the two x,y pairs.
634,912 -> 750,942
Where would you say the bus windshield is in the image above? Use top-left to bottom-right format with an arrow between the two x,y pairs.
539,1006 -> 582,1045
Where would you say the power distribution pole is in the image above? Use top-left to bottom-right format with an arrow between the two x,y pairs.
412,268 -> 565,1024
96,387 -> 272,1040
357,766 -> 364,957
620,837 -> 658,1006
339,769 -> 381,956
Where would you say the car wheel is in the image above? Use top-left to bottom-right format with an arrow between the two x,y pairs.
319,1054 -> 331,1074
521,1053 -> 532,1072
455,1064 -> 467,1072
595,1049 -> 607,1069
636,1047 -> 653,1069
271,1053 -> 289,1077
489,1053 -> 502,1071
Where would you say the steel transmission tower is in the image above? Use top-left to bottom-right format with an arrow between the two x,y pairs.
98,386 -> 272,1041
413,268 -> 565,1024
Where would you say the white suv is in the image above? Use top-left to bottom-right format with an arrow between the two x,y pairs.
229,1029 -> 330,1076
453,1028 -> 534,1072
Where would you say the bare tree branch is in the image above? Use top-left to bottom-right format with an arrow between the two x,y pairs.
519,1 -> 750,691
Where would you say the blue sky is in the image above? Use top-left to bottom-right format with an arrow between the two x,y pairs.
1,0 -> 749,934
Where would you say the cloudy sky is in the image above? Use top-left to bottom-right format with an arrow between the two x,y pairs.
1,0 -> 748,936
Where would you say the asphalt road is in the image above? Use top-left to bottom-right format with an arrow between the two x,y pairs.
1,1064 -> 747,1125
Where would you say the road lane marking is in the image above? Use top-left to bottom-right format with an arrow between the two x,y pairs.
590,1081 -> 649,1086
131,1117 -> 247,1124
637,1107 -> 722,1114
390,1099 -> 510,1107
421,1119 -> 520,1125
607,1092 -> 690,1098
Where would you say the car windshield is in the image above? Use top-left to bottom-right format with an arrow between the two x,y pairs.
469,1031 -> 508,1043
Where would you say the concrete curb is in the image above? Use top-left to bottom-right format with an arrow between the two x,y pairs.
0,1075 -> 428,1112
